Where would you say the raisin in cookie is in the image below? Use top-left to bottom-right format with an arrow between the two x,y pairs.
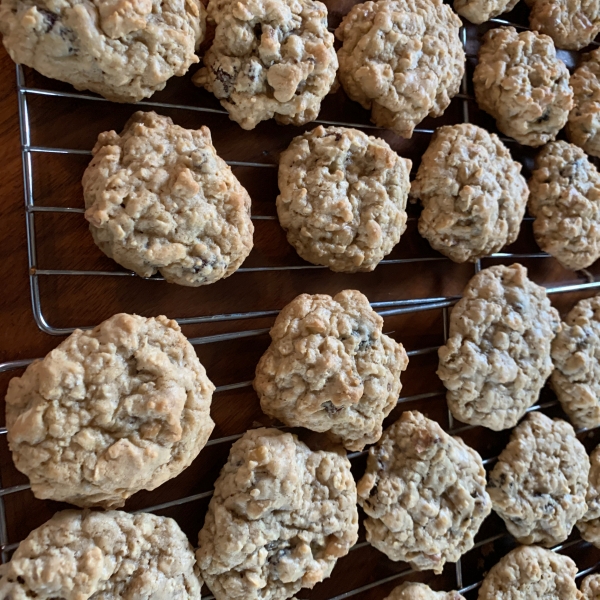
385,582 -> 465,600
83,111 -> 254,287
277,126 -> 412,272
528,140 -> 600,271
5,313 -> 215,508
335,0 -> 464,139
411,123 -> 528,263
577,444 -> 600,546
454,0 -> 518,24
357,411 -> 492,574
196,428 -> 358,600
473,27 -> 573,147
488,412 -> 590,546
0,510 -> 202,599
254,290 -> 408,452
0,0 -> 204,103
582,574 -> 600,599
478,546 -> 581,600
438,264 -> 560,431
193,0 -> 337,130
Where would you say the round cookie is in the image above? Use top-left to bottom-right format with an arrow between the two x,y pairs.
551,296 -> 600,428
411,123 -> 528,263
478,546 -> 581,600
438,264 -> 560,431
335,0 -> 465,139
453,0 -> 518,24
254,290 -> 408,452
83,111 -> 254,287
356,411 -> 492,574
488,411 -> 590,546
528,140 -> 600,271
582,574 -> 600,599
577,444 -> 600,546
276,126 -> 412,272
192,0 -> 337,130
5,313 -> 215,508
196,428 -> 359,600
473,27 -> 573,147
0,0 -> 204,103
384,582 -> 465,600
0,510 -> 202,599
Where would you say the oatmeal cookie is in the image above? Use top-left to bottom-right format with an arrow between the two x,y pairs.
0,509 -> 202,600
5,313 -> 215,509
473,27 -> 573,147
411,123 -> 528,263
582,574 -> 600,599
335,0 -> 464,139
0,0 -> 204,103
384,582 -> 465,600
196,428 -> 358,600
192,0 -> 337,130
438,264 -> 560,431
454,0 -> 518,24
577,445 -> 600,546
254,290 -> 408,452
276,126 -> 412,272
528,140 -> 600,271
83,111 -> 254,287
488,411 -> 590,546
551,296 -> 600,428
356,411 -> 492,574
478,546 -> 581,600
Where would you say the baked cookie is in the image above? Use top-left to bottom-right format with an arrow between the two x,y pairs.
83,111 -> 254,287
384,582 -> 465,600
568,49 -> 600,157
357,411 -> 492,574
276,126 -> 412,272
0,0 -> 204,102
411,123 -> 528,263
528,140 -> 600,271
254,290 -> 408,452
478,546 -> 581,600
335,0 -> 464,139
551,296 -> 600,428
5,313 -> 215,508
193,0 -> 337,130
577,444 -> 600,546
454,0 -> 518,24
196,428 -> 358,600
488,411 -> 590,546
473,27 -> 573,147
582,574 -> 600,599
438,264 -> 560,431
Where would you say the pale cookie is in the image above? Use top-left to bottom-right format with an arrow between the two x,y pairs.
335,0 -> 464,139
551,296 -> 600,428
438,264 -> 560,431
5,313 -> 215,509
83,111 -> 254,287
357,411 -> 492,574
411,123 -> 528,263
478,546 -> 581,600
528,140 -> 600,271
276,126 -> 412,272
582,574 -> 600,599
384,582 -> 465,600
577,445 -> 600,546
454,0 -> 518,25
0,510 -> 202,600
488,412 -> 590,546
473,27 -> 573,147
254,290 -> 408,452
196,428 -> 358,600
193,0 -> 337,130
0,0 -> 204,102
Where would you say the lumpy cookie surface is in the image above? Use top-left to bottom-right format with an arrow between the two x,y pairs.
356,411 -> 492,574
5,313 -> 215,508
193,0 -> 337,130
488,412 -> 589,546
578,444 -> 600,546
335,0 -> 464,139
196,428 -> 358,600
528,140 -> 600,271
83,111 -> 254,287
384,582 -> 465,600
453,0 -> 518,24
473,27 -> 573,147
0,510 -> 202,600
478,546 -> 581,600
254,290 -> 408,451
438,264 -> 560,431
411,124 -> 528,263
0,0 -> 204,102
277,126 -> 412,272
582,574 -> 600,599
